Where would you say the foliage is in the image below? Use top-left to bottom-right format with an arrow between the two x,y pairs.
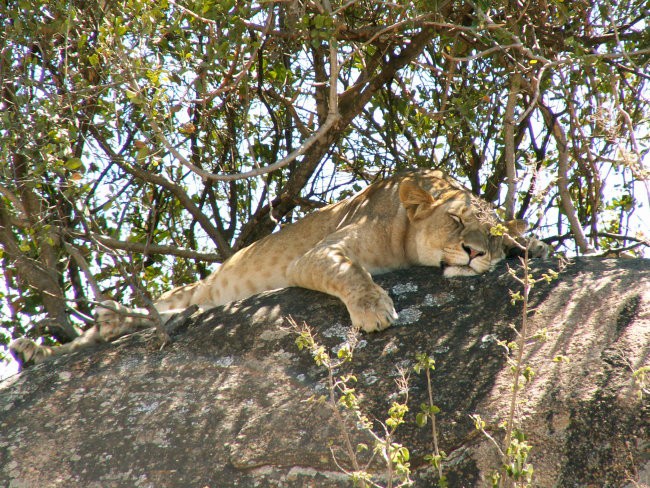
0,0 -> 648,350
413,352 -> 447,487
469,242 -> 563,488
293,318 -> 414,487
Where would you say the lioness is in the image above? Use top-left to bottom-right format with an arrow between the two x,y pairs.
10,169 -> 547,367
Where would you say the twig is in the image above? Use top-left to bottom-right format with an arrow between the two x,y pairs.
70,231 -> 221,262
63,242 -> 104,301
85,229 -> 171,347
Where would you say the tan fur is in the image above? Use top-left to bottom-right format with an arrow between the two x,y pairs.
11,170 -> 546,366
10,302 -> 154,368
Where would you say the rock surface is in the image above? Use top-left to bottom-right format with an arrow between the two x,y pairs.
0,257 -> 648,487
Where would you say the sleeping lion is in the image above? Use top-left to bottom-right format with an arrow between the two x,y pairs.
10,169 -> 548,368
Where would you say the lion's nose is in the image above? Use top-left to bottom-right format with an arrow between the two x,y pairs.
462,244 -> 485,260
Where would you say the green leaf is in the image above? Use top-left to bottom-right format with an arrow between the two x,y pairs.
471,414 -> 485,431
522,365 -> 535,383
416,412 -> 427,427
64,158 -> 83,170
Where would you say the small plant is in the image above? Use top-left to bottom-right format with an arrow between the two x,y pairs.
503,431 -> 534,482
471,235 -> 563,488
291,317 -> 413,488
500,246 -> 537,487
413,352 -> 447,487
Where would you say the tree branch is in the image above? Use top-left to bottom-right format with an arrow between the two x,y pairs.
538,102 -> 593,254
63,242 -> 104,302
87,124 -> 233,259
69,232 -> 221,263
0,202 -> 80,342
503,71 -> 522,220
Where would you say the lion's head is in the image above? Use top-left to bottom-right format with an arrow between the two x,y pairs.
399,177 -> 527,277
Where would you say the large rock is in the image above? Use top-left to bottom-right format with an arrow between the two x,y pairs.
0,257 -> 648,487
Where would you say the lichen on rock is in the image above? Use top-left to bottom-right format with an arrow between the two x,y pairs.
0,258 -> 648,487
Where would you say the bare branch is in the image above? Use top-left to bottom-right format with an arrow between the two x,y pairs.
539,102 -> 593,254
70,231 -> 221,263
87,124 -> 233,259
503,72 -> 521,220
151,110 -> 341,182
63,242 -> 104,302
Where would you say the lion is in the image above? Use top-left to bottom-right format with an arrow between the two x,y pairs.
10,169 -> 548,368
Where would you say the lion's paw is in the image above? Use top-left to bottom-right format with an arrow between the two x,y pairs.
9,338 -> 48,367
347,286 -> 398,333
528,238 -> 550,259
506,236 -> 550,259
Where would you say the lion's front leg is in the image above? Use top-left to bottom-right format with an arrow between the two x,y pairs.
287,244 -> 398,332
344,281 -> 399,332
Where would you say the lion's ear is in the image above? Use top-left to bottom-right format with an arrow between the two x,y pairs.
399,180 -> 433,206
503,219 -> 528,237
399,180 -> 435,220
